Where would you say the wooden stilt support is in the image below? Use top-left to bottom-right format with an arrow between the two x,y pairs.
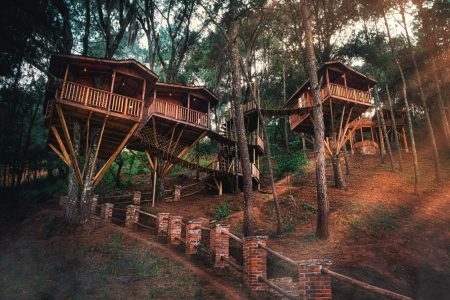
93,122 -> 139,186
402,127 -> 409,153
55,104 -> 83,186
152,160 -> 158,207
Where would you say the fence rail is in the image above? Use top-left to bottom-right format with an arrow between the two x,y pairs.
258,276 -> 297,300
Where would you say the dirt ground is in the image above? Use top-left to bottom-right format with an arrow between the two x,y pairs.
1,148 -> 448,299
0,210 -> 250,300
143,148 -> 450,299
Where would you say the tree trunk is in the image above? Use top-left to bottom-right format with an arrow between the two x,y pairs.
385,85 -> 403,171
283,61 -> 290,151
301,1 -> 329,239
373,85 -> 395,171
82,0 -> 90,56
375,109 -> 385,163
332,155 -> 346,189
115,160 -> 123,188
229,1 -> 254,236
431,58 -> 450,149
65,122 -> 99,224
400,3 -> 441,181
383,12 -> 420,193
343,144 -> 350,175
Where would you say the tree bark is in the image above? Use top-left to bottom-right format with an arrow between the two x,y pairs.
301,1 -> 329,239
229,1 -> 254,237
383,11 -> 420,193
343,144 -> 350,175
385,85 -> 403,171
431,57 -> 450,149
332,155 -> 346,189
82,0 -> 90,56
400,3 -> 441,181
373,85 -> 395,171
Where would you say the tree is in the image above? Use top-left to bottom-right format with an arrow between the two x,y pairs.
300,0 -> 329,239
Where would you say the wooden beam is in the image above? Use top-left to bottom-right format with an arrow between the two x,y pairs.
48,143 -> 70,166
145,150 -> 155,170
152,159 -> 158,207
55,104 -> 83,186
51,125 -> 70,163
82,111 -> 93,176
93,122 -> 139,186
89,115 -> 108,179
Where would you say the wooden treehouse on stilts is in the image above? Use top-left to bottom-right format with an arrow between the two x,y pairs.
44,54 -> 262,208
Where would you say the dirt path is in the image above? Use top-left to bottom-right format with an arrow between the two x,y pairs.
112,223 -> 249,300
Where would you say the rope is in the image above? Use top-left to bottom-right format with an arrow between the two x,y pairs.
112,207 -> 127,212
175,236 -> 186,244
257,276 -> 297,300
111,216 -> 125,223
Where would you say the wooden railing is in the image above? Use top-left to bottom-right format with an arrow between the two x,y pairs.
59,81 -> 143,118
148,99 -> 209,128
210,159 -> 259,179
247,132 -> 264,150
328,83 -> 371,104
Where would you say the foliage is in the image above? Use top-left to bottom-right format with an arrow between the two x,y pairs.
271,138 -> 308,179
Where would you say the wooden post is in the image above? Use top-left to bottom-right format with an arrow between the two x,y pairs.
152,161 -> 157,207
141,79 -> 146,100
187,93 -> 190,110
61,64 -> 69,98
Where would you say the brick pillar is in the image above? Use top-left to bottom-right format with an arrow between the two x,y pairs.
167,215 -> 182,245
101,203 -> 113,221
125,205 -> 139,229
59,196 -> 68,209
90,195 -> 98,214
210,224 -> 230,268
174,185 -> 181,201
243,236 -> 268,291
156,213 -> 170,236
298,259 -> 333,300
185,219 -> 202,255
132,191 -> 141,206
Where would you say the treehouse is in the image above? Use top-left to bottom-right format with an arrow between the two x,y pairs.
44,54 -> 158,187
284,61 -> 376,137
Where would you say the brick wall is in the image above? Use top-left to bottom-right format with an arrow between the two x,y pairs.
243,236 -> 268,291
298,259 -> 333,300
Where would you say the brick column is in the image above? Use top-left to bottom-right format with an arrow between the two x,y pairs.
125,205 -> 139,229
298,259 -> 333,300
185,219 -> 202,255
156,213 -> 170,236
101,203 -> 113,221
243,236 -> 268,291
132,191 -> 141,206
210,224 -> 230,268
174,185 -> 181,201
167,215 -> 182,245
90,195 -> 98,214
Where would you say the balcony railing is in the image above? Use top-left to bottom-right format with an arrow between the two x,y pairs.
327,83 -> 371,104
148,99 -> 209,128
58,81 -> 143,118
210,159 -> 260,179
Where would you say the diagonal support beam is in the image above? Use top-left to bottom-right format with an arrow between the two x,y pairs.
48,143 -> 70,166
55,104 -> 83,186
89,115 -> 108,179
93,122 -> 139,187
51,125 -> 70,163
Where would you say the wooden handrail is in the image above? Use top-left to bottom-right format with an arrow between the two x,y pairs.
258,276 -> 297,300
257,242 -> 298,267
148,99 -> 209,128
60,81 -> 143,118
321,268 -> 412,300
328,83 -> 371,104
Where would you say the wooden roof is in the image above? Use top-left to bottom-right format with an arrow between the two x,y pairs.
155,82 -> 220,107
48,54 -> 159,82
285,61 -> 376,108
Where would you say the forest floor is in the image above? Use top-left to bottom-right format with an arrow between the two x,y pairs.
145,147 -> 450,299
1,147 -> 448,299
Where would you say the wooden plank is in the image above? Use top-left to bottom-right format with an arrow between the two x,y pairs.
93,122 -> 139,186
48,143 -> 70,166
51,125 -> 70,163
55,104 -> 83,186
89,115 -> 108,179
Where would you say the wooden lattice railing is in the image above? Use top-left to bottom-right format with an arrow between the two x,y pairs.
59,81 -> 143,118
148,99 -> 209,128
327,83 -> 371,104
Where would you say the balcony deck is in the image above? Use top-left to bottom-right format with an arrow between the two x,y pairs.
147,99 -> 209,129
54,81 -> 143,121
